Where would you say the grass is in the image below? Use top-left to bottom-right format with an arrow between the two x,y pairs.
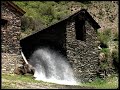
2,73 -> 119,89
2,73 -> 57,84
2,73 -> 56,89
2,74 -> 35,82
81,75 -> 118,89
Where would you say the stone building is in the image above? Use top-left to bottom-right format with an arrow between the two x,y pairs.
1,1 -> 25,73
20,9 -> 101,82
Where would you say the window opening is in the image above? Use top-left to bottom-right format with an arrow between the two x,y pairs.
1,19 -> 8,27
75,16 -> 86,41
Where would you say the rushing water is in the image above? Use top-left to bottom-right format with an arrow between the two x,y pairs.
29,47 -> 78,85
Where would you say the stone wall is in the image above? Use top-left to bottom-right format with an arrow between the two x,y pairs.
1,2 -> 21,54
1,2 -> 24,74
2,53 -> 23,74
66,18 -> 99,82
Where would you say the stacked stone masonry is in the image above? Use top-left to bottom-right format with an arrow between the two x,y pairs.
66,19 -> 99,82
1,2 -> 21,54
1,2 -> 25,74
2,53 -> 23,74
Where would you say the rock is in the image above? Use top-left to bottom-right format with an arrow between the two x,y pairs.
14,64 -> 35,75
99,52 -> 105,61
14,67 -> 25,75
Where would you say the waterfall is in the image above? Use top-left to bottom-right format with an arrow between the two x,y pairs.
29,47 -> 78,85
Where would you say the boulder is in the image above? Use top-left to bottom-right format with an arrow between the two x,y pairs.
14,64 -> 34,75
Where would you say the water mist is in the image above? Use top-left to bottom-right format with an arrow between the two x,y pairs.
29,47 -> 78,85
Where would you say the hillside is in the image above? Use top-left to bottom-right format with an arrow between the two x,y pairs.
13,1 -> 118,38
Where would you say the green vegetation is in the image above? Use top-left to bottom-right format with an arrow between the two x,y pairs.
81,75 -> 118,89
98,28 -> 112,48
97,27 -> 118,76
112,49 -> 118,63
2,73 -> 58,89
14,1 -> 72,38
14,1 -> 95,39
2,74 -> 118,89
2,74 -> 37,83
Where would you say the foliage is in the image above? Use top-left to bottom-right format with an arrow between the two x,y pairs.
99,48 -> 110,72
81,75 -> 118,89
113,31 -> 119,41
111,49 -> 118,63
97,28 -> 118,75
100,48 -> 110,58
111,49 -> 119,72
14,1 -> 71,38
78,1 -> 92,4
97,29 -> 112,48
21,16 -> 45,34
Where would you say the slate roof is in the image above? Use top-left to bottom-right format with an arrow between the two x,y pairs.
2,1 -> 26,15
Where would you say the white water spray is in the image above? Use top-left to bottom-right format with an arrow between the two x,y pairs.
29,47 -> 78,85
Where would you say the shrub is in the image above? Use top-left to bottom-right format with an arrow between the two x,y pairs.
113,31 -> 118,41
98,29 -> 112,48
111,49 -> 119,73
100,48 -> 110,58
99,48 -> 110,69
79,1 -> 91,4
111,49 -> 119,65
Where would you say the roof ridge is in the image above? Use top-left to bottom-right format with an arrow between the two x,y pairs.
3,1 -> 26,15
